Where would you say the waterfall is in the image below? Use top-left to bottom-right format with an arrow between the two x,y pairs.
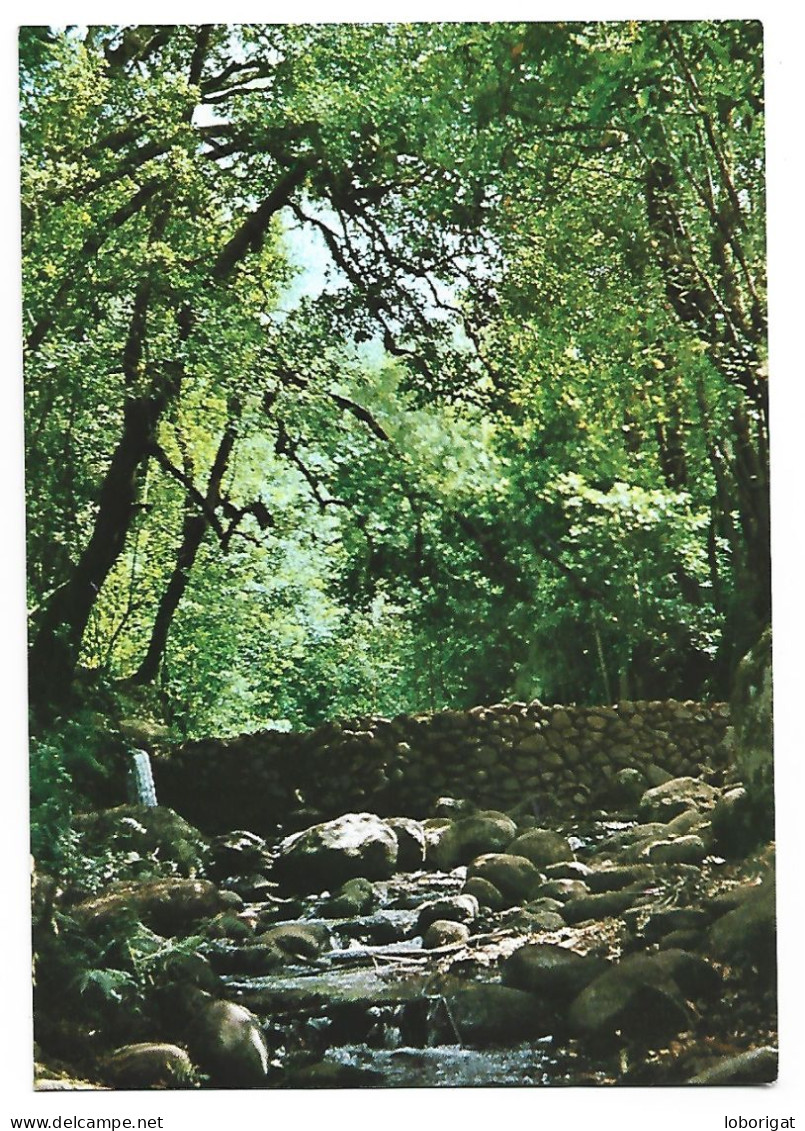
127,749 -> 158,807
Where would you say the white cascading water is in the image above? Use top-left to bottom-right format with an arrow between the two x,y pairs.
127,749 -> 158,807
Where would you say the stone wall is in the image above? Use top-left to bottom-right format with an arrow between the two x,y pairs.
153,698 -> 731,836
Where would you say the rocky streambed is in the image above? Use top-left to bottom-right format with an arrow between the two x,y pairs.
32,772 -> 777,1090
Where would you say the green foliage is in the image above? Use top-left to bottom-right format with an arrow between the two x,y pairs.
22,21 -> 767,742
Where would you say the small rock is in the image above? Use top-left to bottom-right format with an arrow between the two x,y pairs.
535,878 -> 590,902
207,831 -> 269,881
612,768 -> 646,806
323,876 -> 376,917
544,861 -> 592,880
423,920 -> 471,948
252,922 -> 331,960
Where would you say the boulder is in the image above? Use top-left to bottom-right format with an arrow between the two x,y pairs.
562,889 -> 642,925
707,869 -> 776,977
252,922 -> 331,961
585,865 -> 653,893
71,878 -> 225,935
322,877 -> 376,917
648,835 -> 708,865
73,806 -> 208,878
272,813 -> 399,892
385,818 -> 426,871
207,831 -> 270,881
687,1046 -> 778,1085
665,808 -> 709,836
466,853 -> 543,904
417,893 -> 479,933
103,1043 -> 196,1089
502,943 -> 609,1003
710,786 -> 767,859
429,811 -> 517,871
463,876 -> 506,911
641,908 -> 711,943
568,954 -> 692,1041
423,920 -> 471,948
433,982 -> 551,1045
612,768 -> 647,807
638,777 -> 719,821
525,910 -> 566,932
649,949 -> 722,1000
183,991 -> 269,1087
507,829 -> 575,868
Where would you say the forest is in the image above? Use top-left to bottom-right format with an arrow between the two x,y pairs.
21,22 -> 776,1092
22,21 -> 768,735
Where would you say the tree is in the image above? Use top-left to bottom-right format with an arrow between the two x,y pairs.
21,21 -> 768,726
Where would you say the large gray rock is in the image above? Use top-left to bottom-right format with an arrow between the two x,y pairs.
502,944 -> 608,1003
429,811 -> 517,870
273,813 -> 399,892
639,777 -> 719,821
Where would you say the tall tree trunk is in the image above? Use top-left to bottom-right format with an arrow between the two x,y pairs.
28,389 -> 173,707
132,416 -> 238,684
